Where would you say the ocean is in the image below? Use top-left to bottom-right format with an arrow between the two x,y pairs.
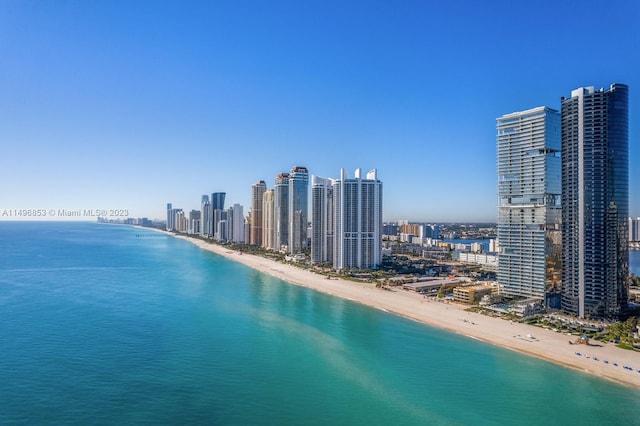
1,222 -> 639,425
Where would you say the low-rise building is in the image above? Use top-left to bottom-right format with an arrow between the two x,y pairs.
453,252 -> 498,271
401,277 -> 462,293
453,284 -> 494,304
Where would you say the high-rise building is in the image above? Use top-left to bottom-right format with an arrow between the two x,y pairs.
211,192 -> 225,211
429,224 -> 440,240
216,210 -> 228,241
274,173 -> 290,252
311,175 -> 334,264
497,106 -> 562,303
200,195 -> 211,237
230,203 -> 245,243
399,223 -> 422,237
288,166 -> 309,254
333,168 -> 382,270
175,209 -> 186,233
250,181 -> 267,245
262,189 -> 275,250
189,210 -> 201,235
382,223 -> 398,237
210,192 -> 226,240
630,217 -> 640,242
244,217 -> 251,244
166,203 -> 174,231
561,83 -> 629,318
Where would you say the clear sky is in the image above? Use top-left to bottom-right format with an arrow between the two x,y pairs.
1,0 -> 639,222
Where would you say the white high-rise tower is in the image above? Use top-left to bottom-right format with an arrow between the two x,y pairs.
332,168 -> 382,270
496,106 -> 562,303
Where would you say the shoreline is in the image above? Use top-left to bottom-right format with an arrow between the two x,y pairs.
140,227 -> 640,390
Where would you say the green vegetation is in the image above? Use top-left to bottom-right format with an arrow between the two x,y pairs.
600,317 -> 639,350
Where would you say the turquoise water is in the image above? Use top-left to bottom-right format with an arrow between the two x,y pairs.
1,222 -> 639,425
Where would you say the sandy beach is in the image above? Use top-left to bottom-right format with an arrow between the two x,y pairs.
149,229 -> 640,389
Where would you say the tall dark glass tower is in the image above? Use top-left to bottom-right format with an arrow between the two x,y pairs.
288,166 -> 309,254
561,83 -> 629,318
211,192 -> 226,240
211,192 -> 226,211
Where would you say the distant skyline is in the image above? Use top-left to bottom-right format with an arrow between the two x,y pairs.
1,1 -> 639,222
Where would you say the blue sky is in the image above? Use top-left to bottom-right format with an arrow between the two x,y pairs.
1,0 -> 639,222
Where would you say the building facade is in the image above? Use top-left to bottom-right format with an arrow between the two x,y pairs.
333,168 -> 383,270
166,203 -> 174,231
561,84 -> 629,318
200,195 -> 211,237
497,106 -> 562,303
262,189 -> 275,250
230,204 -> 245,243
630,217 -> 640,242
188,210 -> 201,235
288,166 -> 309,254
274,173 -> 290,252
250,181 -> 267,246
211,192 -> 225,211
311,175 -> 334,264
210,192 -> 226,240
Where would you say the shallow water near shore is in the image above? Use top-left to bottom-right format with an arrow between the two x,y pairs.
1,222 -> 639,425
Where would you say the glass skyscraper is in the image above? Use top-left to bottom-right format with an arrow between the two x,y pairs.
200,196 -> 210,237
274,173 -> 290,252
288,166 -> 309,254
311,175 -> 334,265
333,168 -> 382,271
211,192 -> 226,241
561,83 -> 629,318
497,106 -> 562,303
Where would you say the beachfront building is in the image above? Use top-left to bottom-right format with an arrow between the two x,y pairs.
274,173 -> 290,252
262,189 -> 275,250
250,181 -> 267,246
561,84 -> 629,319
175,209 -> 186,233
200,195 -> 211,237
229,203 -> 245,243
333,168 -> 383,270
211,192 -> 226,240
288,166 -> 309,254
166,203 -> 174,231
497,106 -> 562,304
215,210 -> 228,241
166,204 -> 185,233
311,175 -> 334,264
211,192 -> 225,211
453,285 -> 495,304
188,210 -> 201,235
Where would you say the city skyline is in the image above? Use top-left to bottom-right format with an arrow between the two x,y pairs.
1,1 -> 639,222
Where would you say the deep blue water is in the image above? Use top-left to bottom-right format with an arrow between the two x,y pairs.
1,222 -> 639,425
